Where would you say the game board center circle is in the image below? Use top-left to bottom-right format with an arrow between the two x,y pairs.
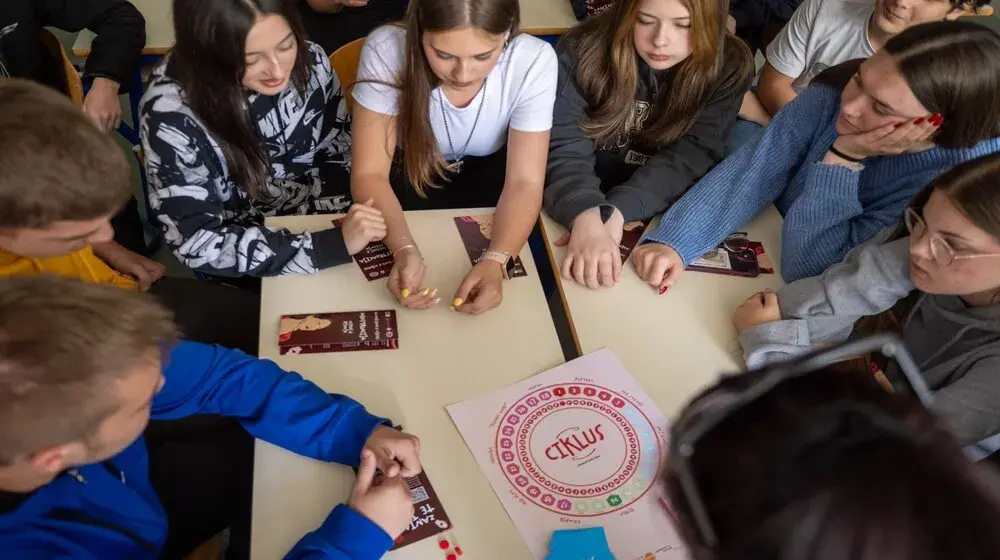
527,407 -> 627,490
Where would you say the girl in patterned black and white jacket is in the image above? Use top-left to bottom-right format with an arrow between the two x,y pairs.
140,0 -> 386,279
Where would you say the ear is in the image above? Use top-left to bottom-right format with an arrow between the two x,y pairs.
30,442 -> 88,475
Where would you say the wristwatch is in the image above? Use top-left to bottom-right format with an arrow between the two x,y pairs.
482,249 -> 516,280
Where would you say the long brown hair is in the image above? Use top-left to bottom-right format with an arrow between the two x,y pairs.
395,0 -> 520,197
568,0 -> 752,148
167,0 -> 311,201
885,21 -> 1000,149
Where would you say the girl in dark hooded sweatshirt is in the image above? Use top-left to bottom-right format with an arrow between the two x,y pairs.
543,0 -> 753,290
735,153 -> 1000,455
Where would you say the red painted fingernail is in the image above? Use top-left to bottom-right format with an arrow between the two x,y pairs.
933,116 -> 944,126
455,548 -> 463,556
658,286 -> 668,295
447,555 -> 457,560
894,122 -> 904,129
439,540 -> 450,550
914,117 -> 925,125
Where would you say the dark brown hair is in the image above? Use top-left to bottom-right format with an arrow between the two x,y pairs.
167,0 -> 310,200
0,275 -> 177,464
395,0 -> 520,196
567,0 -> 752,147
885,20 -> 1000,149
664,364 -> 1000,559
0,79 -> 130,228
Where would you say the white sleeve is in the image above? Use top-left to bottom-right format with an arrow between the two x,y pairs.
509,40 -> 558,133
765,0 -> 821,79
352,26 -> 404,116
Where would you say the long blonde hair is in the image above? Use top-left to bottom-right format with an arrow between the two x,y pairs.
395,0 -> 520,197
569,0 -> 751,147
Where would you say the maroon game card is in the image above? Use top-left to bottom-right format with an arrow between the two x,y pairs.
278,311 -> 398,354
332,219 -> 394,281
392,468 -> 454,550
453,214 -> 527,278
619,220 -> 652,261
688,234 -> 774,278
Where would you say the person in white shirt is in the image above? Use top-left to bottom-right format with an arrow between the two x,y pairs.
727,0 -> 988,155
758,0 -> 989,116
351,0 -> 558,316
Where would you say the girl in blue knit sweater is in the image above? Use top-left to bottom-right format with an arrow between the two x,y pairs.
632,20 -> 1000,288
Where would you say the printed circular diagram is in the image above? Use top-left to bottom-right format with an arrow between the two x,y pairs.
495,383 -> 662,516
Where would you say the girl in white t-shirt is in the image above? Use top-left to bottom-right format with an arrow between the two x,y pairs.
351,0 -> 557,316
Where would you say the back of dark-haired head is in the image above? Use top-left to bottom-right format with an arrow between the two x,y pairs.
664,363 -> 1000,560
396,0 -> 521,196
0,275 -> 177,465
884,20 -> 1000,149
0,79 -> 130,228
167,0 -> 310,201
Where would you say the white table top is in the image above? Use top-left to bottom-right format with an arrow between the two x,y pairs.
72,0 -> 578,56
540,207 -> 786,418
252,210 -> 565,560
72,0 -> 173,56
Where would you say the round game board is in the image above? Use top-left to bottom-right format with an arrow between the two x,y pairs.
494,383 -> 661,517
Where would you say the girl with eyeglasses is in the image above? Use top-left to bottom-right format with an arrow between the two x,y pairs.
664,338 -> 1000,559
631,20 -> 1000,290
734,152 -> 1000,450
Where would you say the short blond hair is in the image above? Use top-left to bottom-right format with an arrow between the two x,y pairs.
0,275 -> 177,464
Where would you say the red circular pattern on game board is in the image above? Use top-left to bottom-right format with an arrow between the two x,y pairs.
495,384 -> 656,516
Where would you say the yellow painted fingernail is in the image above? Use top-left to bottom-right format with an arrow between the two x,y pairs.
430,288 -> 438,297
401,289 -> 410,298
422,288 -> 430,296
452,298 -> 464,307
449,305 -> 456,311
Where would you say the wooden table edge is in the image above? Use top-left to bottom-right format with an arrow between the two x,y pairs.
538,217 -> 583,358
522,26 -> 574,36
72,46 -> 170,57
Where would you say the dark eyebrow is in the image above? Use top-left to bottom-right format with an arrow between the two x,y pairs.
246,32 -> 295,56
433,47 -> 496,58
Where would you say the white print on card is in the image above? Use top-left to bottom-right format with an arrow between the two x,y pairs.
625,150 -> 650,166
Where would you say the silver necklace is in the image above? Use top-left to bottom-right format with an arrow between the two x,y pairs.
439,78 -> 487,173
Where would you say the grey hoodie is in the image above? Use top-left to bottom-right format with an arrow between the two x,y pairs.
740,229 -> 1000,446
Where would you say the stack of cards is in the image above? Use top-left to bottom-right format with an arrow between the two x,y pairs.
546,528 -> 615,560
453,214 -> 527,278
619,220 -> 652,261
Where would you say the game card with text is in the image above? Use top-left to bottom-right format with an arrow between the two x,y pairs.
332,219 -> 394,281
278,311 -> 398,354
454,214 -> 527,278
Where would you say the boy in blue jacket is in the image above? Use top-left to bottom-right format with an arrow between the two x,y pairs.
0,274 -> 419,559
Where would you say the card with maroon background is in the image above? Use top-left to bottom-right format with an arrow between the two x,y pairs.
453,214 -> 527,278
332,219 -> 394,281
392,468 -> 454,549
278,311 -> 398,355
619,220 -> 652,261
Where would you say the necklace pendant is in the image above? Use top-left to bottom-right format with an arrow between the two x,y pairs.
448,159 -> 464,173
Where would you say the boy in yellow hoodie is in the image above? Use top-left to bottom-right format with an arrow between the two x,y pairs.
0,79 -> 258,354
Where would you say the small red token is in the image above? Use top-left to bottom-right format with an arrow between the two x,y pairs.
439,539 -> 450,549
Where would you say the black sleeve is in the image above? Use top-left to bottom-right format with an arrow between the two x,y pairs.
36,0 -> 146,91
542,37 -> 613,229
605,51 -> 752,222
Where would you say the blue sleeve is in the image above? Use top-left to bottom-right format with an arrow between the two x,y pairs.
642,87 -> 830,264
284,505 -> 394,560
780,163 -> 932,281
151,342 -> 387,466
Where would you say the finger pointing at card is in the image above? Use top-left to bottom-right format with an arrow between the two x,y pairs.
364,425 -> 422,478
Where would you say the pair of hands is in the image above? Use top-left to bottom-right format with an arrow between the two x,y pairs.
557,207 -> 625,290
831,115 -> 942,163
348,425 -> 421,539
92,241 -> 166,289
388,248 -> 504,315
